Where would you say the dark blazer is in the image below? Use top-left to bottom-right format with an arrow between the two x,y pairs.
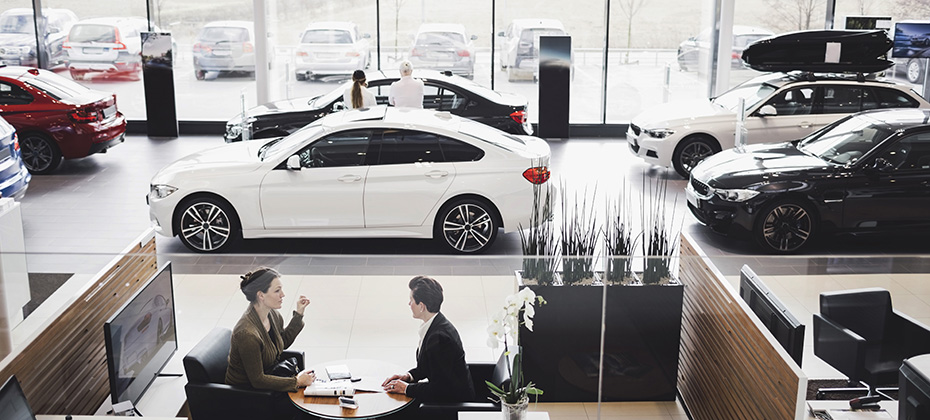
406,312 -> 476,403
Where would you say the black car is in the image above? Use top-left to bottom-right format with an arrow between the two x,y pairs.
225,69 -> 532,142
686,108 -> 930,254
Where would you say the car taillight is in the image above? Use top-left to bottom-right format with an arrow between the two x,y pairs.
346,51 -> 360,57
296,50 -> 309,57
243,42 -> 254,53
510,110 -> 527,124
113,26 -> 125,50
62,35 -> 70,49
457,50 -> 470,57
69,107 -> 100,123
523,167 -> 550,184
12,133 -> 18,151
193,43 -> 201,52
411,48 -> 421,56
732,51 -> 741,59
114,42 -> 127,50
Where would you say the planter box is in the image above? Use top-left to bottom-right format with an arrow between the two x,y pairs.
516,271 -> 683,402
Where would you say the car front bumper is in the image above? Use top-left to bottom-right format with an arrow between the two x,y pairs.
685,178 -> 761,238
626,124 -> 677,168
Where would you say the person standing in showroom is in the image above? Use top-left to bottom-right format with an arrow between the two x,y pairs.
388,60 -> 425,108
343,70 -> 377,109
382,276 -> 475,403
226,267 -> 315,416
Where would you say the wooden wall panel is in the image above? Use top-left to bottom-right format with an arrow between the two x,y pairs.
677,234 -> 806,420
0,231 -> 157,415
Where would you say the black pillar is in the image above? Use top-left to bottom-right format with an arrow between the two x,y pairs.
141,32 -> 178,138
538,35 -> 571,139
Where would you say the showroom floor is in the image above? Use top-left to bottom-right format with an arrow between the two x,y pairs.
14,132 -> 930,418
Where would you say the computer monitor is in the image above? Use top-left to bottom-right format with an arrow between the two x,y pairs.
900,354 -> 930,420
892,21 -> 930,59
0,375 -> 37,420
104,261 -> 177,405
739,265 -> 805,365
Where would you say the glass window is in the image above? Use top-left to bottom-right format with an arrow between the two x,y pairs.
198,26 -> 249,43
302,29 -> 353,44
821,86 -> 865,114
69,24 -> 117,43
301,129 -> 371,168
0,81 -> 32,105
882,133 -> 930,172
874,88 -> 919,109
0,12 -> 33,34
438,136 -> 483,162
764,87 -> 814,116
376,129 -> 442,165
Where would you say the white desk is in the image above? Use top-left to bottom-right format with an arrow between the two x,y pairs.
37,416 -> 184,420
459,412 -> 550,420
804,400 -> 897,419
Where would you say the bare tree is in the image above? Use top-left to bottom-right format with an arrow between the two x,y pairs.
394,0 -> 409,57
761,0 -> 826,32
615,0 -> 649,63
893,0 -> 930,18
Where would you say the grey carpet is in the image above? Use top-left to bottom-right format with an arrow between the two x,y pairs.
22,272 -> 73,319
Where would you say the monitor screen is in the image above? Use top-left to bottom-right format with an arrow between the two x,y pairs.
739,265 -> 805,365
900,354 -> 930,420
104,262 -> 177,405
845,16 -> 892,31
0,376 -> 36,420
892,21 -> 930,58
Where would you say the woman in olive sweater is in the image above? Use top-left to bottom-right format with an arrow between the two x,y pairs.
225,267 -> 315,392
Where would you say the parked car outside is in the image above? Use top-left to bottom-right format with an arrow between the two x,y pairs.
677,25 -> 774,71
0,66 -> 125,174
0,114 -> 30,199
408,23 -> 476,79
627,71 -> 930,178
192,20 -> 255,80
687,108 -> 930,253
150,106 -> 551,253
0,8 -> 77,68
64,17 -> 153,80
498,18 -> 566,70
294,21 -> 370,81
225,69 -> 532,142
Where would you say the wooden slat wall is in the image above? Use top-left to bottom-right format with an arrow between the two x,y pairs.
677,234 -> 806,420
0,232 -> 157,415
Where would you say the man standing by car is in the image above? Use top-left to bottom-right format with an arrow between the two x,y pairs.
389,60 -> 424,108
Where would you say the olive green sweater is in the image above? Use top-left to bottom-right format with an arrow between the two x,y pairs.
225,305 -> 304,392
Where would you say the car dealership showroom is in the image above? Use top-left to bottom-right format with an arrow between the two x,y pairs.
4,1 -> 930,420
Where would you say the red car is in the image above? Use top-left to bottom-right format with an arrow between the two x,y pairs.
0,66 -> 126,174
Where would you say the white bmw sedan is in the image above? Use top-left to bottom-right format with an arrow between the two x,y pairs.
148,106 -> 551,253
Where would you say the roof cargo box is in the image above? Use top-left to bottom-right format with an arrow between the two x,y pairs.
741,30 -> 893,73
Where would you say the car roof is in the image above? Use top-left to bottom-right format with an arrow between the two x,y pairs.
511,18 -> 565,30
744,71 -> 913,89
319,105 -> 463,132
0,66 -> 36,79
304,21 -> 356,31
417,23 -> 467,34
854,108 -> 930,130
732,25 -> 774,36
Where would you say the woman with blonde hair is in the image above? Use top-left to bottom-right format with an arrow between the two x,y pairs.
343,70 -> 376,109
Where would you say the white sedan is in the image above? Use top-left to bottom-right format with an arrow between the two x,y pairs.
148,106 -> 551,253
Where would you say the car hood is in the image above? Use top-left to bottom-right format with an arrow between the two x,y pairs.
247,98 -> 314,117
692,142 -> 830,187
0,33 -> 34,47
631,99 -> 732,128
152,140 -> 268,183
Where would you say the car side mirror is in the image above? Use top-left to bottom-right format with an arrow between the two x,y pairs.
871,157 -> 895,173
470,34 -> 478,41
286,155 -> 301,170
757,105 -> 777,117
363,33 -> 371,39
333,101 -> 346,112
497,31 -> 505,37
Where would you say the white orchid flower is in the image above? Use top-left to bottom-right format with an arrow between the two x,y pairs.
524,316 -> 534,332
524,301 -> 535,319
518,287 -> 536,304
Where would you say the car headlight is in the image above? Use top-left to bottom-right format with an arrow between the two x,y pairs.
150,184 -> 177,200
714,188 -> 759,202
643,128 -> 675,139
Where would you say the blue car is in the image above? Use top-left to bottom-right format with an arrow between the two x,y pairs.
0,116 -> 31,200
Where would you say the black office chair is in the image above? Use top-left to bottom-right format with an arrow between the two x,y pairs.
813,288 -> 930,399
183,327 -> 305,420
417,349 -> 514,420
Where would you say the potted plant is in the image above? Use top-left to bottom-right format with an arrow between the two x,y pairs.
518,182 -> 559,285
603,181 -> 636,285
640,172 -> 682,285
486,287 -> 546,420
559,182 -> 599,285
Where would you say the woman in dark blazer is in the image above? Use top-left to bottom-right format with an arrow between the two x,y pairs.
382,276 -> 475,402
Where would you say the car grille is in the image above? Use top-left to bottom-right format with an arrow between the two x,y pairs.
691,177 -> 711,197
630,124 -> 641,136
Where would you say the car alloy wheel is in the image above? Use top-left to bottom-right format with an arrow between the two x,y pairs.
755,200 -> 815,254
20,133 -> 62,174
673,135 -> 718,178
437,199 -> 498,253
907,59 -> 923,84
177,197 -> 240,252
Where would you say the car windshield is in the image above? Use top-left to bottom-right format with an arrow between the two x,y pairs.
302,29 -> 352,44
798,115 -> 893,164
262,124 -> 325,159
69,24 -> 116,43
23,72 -> 90,100
0,14 -> 34,34
416,32 -> 466,47
199,26 -> 249,42
712,82 -> 776,112
458,118 -> 525,153
734,34 -> 770,48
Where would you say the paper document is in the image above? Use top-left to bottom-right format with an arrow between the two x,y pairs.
325,364 -> 351,380
304,383 -> 355,396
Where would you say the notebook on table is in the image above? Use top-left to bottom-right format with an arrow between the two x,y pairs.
325,364 -> 351,380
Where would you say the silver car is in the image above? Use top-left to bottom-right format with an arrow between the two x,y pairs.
408,23 -> 476,79
192,21 -> 256,80
64,17 -> 150,80
294,21 -> 370,80
0,8 -> 77,68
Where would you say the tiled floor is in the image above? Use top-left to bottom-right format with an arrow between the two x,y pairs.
13,132 -> 930,419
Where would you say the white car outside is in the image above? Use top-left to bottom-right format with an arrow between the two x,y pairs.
408,23 -> 477,78
148,106 -> 551,253
627,72 -> 930,178
294,21 -> 370,80
64,17 -> 151,80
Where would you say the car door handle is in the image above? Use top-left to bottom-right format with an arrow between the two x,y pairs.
799,122 -> 812,128
425,170 -> 449,178
337,175 -> 362,183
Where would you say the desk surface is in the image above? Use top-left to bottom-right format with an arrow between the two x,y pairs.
459,412 -> 549,420
289,359 -> 414,419
804,400 -> 897,419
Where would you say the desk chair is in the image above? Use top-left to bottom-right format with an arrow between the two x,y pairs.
418,350 -> 514,420
182,327 -> 305,420
813,288 -> 930,400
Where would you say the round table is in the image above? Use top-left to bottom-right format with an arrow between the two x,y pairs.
289,359 -> 414,419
